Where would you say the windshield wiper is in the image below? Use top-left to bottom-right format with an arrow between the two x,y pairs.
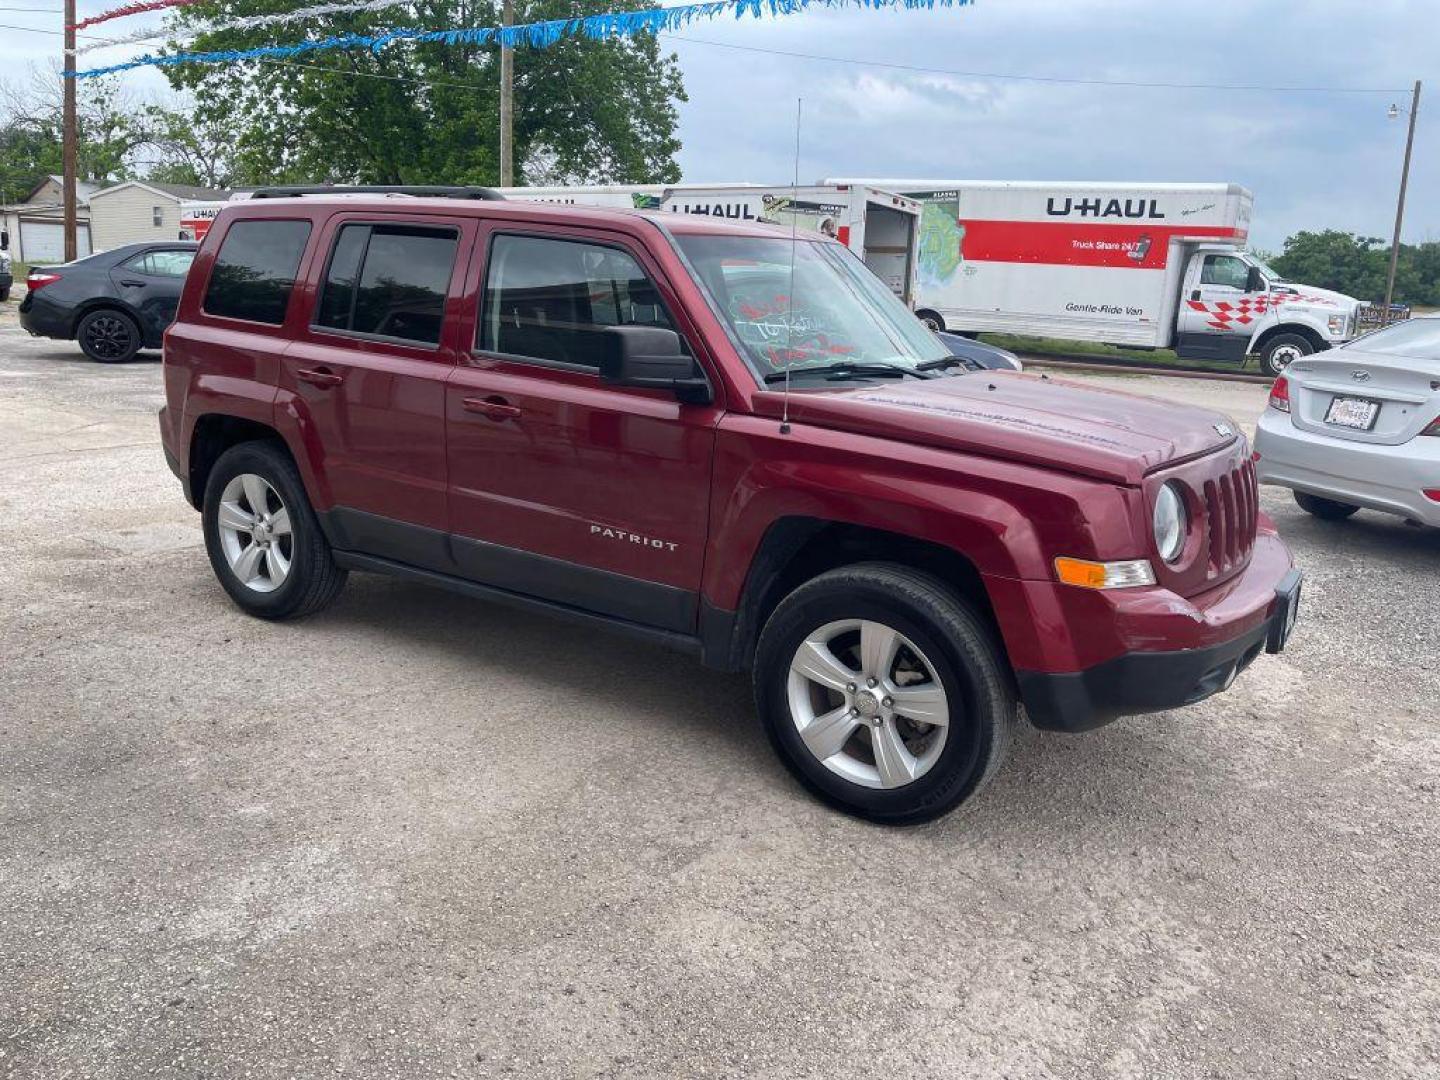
915,355 -> 979,373
762,361 -> 933,383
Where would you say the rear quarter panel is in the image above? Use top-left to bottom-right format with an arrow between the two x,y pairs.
165,208 -> 322,491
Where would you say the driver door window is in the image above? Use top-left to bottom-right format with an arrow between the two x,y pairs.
478,234 -> 680,369
1200,254 -> 1250,291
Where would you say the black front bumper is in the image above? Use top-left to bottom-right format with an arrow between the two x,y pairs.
1018,570 -> 1303,733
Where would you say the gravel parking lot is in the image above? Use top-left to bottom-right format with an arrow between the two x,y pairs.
2,307 -> 1437,1080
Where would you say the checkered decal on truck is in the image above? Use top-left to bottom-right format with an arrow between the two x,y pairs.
1187,292 -> 1338,331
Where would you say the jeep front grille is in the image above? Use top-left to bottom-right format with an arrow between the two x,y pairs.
1204,457 -> 1258,577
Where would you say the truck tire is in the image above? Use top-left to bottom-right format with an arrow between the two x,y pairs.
916,309 -> 945,332
1258,333 -> 1313,377
753,562 -> 1016,825
0,287 -> 9,303
202,441 -> 347,620
1294,491 -> 1359,521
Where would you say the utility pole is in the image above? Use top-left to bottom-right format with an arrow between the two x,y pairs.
499,0 -> 514,187
1382,79 -> 1421,325
62,0 -> 78,262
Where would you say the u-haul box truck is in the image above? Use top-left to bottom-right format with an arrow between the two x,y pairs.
826,179 -> 1362,375
179,201 -> 227,241
496,183 -> 922,303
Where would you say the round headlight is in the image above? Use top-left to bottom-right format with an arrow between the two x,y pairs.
1153,482 -> 1187,563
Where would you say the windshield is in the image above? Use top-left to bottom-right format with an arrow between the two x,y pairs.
672,234 -> 948,380
1343,317 -> 1440,360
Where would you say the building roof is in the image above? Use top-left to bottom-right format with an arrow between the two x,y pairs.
21,175 -> 103,205
90,179 -> 233,203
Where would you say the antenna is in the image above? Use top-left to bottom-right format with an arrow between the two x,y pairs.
780,97 -> 801,436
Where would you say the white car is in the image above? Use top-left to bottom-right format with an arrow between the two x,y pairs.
1255,316 -> 1440,526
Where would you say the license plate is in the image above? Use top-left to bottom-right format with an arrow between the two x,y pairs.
1324,395 -> 1379,430
1267,572 -> 1302,654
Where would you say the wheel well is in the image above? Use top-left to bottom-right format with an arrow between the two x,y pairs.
187,414 -> 286,509
915,308 -> 945,330
719,517 -> 1004,672
1253,323 -> 1325,356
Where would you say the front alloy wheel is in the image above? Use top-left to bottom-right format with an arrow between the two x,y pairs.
754,562 -> 1016,824
789,619 -> 950,789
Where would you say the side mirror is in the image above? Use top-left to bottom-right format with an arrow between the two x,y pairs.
1245,266 -> 1265,293
600,326 -> 711,404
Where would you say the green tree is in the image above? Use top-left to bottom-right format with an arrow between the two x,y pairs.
161,0 -> 685,186
141,103 -> 236,188
0,72 -> 148,195
1271,229 -> 1440,307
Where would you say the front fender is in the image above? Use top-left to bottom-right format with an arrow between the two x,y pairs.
701,414 -> 1138,612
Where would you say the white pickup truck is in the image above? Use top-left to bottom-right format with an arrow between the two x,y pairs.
827,179 -> 1364,376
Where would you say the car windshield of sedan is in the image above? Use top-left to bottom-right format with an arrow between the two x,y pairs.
673,233 -> 949,380
1346,317 -> 1440,361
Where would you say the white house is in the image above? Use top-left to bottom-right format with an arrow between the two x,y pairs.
87,180 -> 233,251
0,175 -> 99,264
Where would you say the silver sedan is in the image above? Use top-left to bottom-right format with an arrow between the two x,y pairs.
1255,316 -> 1440,527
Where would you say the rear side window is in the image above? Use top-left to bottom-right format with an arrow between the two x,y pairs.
123,249 -> 194,278
314,223 -> 458,345
479,234 -> 678,369
203,219 -> 312,325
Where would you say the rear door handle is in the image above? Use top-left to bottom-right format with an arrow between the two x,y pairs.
297,366 -> 344,388
463,396 -> 522,420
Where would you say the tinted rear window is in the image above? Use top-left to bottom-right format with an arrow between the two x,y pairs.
314,223 -> 458,345
203,219 -> 312,325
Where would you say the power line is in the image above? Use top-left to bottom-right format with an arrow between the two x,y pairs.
660,33 -> 1409,96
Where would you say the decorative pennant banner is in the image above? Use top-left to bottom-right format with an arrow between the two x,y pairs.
74,0 -> 201,32
78,0 -> 413,53
69,0 -> 973,77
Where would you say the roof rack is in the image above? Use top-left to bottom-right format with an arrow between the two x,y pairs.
245,185 -> 505,201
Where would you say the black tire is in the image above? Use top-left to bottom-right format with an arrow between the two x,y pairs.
753,562 -> 1016,825
202,440 -> 347,619
916,309 -> 945,332
1258,332 -> 1313,378
0,287 -> 10,303
1294,490 -> 1360,521
76,308 -> 142,363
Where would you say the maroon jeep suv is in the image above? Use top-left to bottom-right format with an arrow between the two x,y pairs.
159,186 -> 1301,823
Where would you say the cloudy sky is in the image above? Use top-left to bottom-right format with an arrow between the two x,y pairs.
4,0 -> 1434,251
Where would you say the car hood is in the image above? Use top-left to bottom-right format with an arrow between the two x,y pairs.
1274,284 -> 1359,310
752,372 -> 1239,484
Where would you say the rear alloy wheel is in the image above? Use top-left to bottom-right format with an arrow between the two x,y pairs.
77,309 -> 142,363
754,563 -> 1015,824
1294,491 -> 1360,521
202,441 -> 347,619
1258,333 -> 1313,378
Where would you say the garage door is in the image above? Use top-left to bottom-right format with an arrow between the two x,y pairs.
19,221 -> 93,264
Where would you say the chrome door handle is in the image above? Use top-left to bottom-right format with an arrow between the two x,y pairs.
297,366 -> 344,387
463,397 -> 521,420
